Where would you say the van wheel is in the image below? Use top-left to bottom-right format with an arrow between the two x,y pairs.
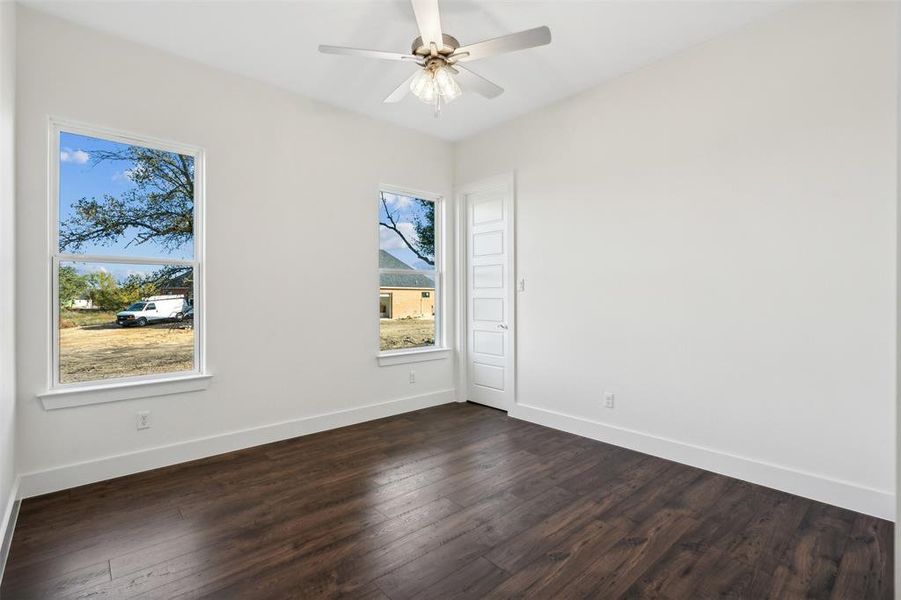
175,312 -> 184,321
136,317 -> 148,327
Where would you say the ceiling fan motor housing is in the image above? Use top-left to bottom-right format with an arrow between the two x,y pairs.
411,34 -> 460,57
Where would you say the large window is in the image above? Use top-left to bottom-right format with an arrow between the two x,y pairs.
51,122 -> 203,387
378,189 -> 441,352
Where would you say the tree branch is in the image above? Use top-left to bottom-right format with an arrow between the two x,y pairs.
379,193 -> 434,266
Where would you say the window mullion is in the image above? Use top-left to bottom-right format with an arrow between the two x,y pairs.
55,253 -> 194,267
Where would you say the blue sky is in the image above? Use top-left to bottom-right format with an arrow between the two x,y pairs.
379,192 -> 434,271
59,132 -> 194,259
59,131 -> 194,280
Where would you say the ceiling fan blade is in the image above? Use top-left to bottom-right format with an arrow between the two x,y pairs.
454,65 -> 503,99
384,71 -> 419,103
453,26 -> 551,62
319,45 -> 418,62
410,0 -> 443,48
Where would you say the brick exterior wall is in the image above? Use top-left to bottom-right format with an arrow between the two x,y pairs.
380,287 -> 435,319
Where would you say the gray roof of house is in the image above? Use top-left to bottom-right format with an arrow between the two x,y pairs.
379,250 -> 435,289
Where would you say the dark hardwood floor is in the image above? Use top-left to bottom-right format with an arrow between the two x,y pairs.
0,402 -> 892,599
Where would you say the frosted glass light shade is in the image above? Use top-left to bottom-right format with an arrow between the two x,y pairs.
409,69 -> 433,99
434,67 -> 461,102
410,65 -> 461,106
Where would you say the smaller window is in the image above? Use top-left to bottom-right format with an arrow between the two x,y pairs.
378,190 -> 441,352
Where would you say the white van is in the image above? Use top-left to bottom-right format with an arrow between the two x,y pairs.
116,295 -> 188,327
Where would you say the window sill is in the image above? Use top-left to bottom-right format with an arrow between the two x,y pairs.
377,348 -> 451,367
38,373 -> 212,410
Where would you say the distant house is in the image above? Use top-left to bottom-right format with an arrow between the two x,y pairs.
379,250 -> 435,319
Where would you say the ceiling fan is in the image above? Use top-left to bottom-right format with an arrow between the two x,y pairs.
319,0 -> 551,115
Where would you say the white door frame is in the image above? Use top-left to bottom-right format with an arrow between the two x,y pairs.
455,172 -> 516,410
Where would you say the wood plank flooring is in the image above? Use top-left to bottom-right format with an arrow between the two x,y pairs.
0,402 -> 892,599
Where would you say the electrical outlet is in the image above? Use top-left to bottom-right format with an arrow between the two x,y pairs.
604,393 -> 615,409
409,370 -> 416,384
137,411 -> 151,430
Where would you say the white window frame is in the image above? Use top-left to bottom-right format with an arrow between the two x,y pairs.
377,184 -> 450,366
42,118 -> 208,405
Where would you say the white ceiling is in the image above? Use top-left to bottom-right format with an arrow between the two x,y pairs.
25,0 -> 789,141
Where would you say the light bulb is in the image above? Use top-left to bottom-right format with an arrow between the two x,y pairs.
418,80 -> 437,105
434,67 -> 461,102
444,80 -> 461,102
409,69 -> 433,99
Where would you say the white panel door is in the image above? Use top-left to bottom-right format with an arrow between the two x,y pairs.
464,175 -> 514,411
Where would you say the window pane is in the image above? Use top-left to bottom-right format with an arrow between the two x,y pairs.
58,261 -> 194,384
379,271 -> 436,351
378,191 -> 438,352
378,192 -> 435,271
59,131 -> 194,260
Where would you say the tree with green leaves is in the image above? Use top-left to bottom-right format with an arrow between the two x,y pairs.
88,271 -> 128,311
60,146 -> 194,254
121,273 -> 160,304
77,266 -> 185,311
413,199 -> 434,260
58,265 -> 93,307
379,193 -> 435,266
60,145 -> 194,294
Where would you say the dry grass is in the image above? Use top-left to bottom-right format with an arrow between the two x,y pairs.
59,309 -> 120,329
59,312 -> 193,383
380,318 -> 436,351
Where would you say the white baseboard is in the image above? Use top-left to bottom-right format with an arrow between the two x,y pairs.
0,475 -> 21,585
510,403 -> 895,521
18,389 -> 456,499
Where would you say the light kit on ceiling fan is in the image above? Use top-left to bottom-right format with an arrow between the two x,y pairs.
318,0 -> 551,116
409,60 -> 461,113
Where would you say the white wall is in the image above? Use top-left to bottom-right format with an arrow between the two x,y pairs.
15,7 -> 456,494
895,0 -> 900,583
0,1 -> 17,545
456,2 -> 897,519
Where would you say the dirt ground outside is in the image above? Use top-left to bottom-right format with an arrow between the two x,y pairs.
380,318 -> 435,351
59,311 -> 429,382
59,310 -> 194,384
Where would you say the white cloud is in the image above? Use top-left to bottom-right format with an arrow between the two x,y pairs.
60,148 -> 90,164
111,166 -> 145,183
380,221 -> 419,251
73,264 -> 109,276
381,192 -> 414,210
